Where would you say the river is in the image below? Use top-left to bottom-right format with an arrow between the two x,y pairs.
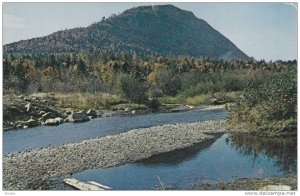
3,109 -> 227,154
3,109 -> 297,190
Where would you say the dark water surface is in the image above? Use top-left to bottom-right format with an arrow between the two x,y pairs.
50,133 -> 296,190
3,109 -> 227,154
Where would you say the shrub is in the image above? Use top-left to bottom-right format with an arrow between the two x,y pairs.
229,68 -> 297,135
116,73 -> 148,104
156,70 -> 182,96
147,98 -> 160,109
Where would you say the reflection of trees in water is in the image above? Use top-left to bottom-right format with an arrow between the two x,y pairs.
136,133 -> 223,165
227,133 -> 297,175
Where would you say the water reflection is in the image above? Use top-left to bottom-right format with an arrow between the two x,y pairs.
50,133 -> 297,190
136,133 -> 223,165
227,133 -> 297,175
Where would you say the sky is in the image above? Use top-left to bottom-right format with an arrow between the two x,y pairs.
2,2 -> 298,61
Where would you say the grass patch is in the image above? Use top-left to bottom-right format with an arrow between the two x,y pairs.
159,92 -> 238,106
185,94 -> 211,105
54,93 -> 125,110
158,96 -> 183,105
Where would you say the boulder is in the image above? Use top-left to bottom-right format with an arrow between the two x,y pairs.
87,109 -> 97,118
170,106 -> 189,113
24,97 -> 31,102
39,111 -> 46,116
210,98 -> 218,105
4,107 -> 23,119
17,95 -> 24,99
124,108 -> 130,112
131,110 -> 136,114
25,119 -> 40,128
44,119 -> 59,126
65,111 -> 73,115
15,121 -> 26,129
67,112 -> 90,123
54,117 -> 64,124
42,112 -> 58,120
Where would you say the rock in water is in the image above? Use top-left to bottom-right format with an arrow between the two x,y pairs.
54,117 -> 64,124
67,112 -> 90,123
44,119 -> 59,126
87,109 -> 97,118
25,119 -> 39,128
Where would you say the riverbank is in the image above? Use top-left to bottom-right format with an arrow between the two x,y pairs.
3,120 -> 226,190
190,176 -> 297,190
3,93 -> 226,131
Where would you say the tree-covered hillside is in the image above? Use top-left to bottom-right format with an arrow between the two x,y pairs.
4,5 -> 248,60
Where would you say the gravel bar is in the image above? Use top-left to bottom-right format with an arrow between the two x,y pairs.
3,120 -> 226,190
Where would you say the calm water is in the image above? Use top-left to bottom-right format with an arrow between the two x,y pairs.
3,109 -> 227,154
50,133 -> 297,190
4,108 -> 296,190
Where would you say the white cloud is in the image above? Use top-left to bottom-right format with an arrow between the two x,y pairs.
3,14 -> 26,28
284,2 -> 298,10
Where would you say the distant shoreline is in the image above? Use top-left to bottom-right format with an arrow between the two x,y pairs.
3,93 -> 227,131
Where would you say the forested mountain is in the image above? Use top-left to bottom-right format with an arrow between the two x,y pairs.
4,5 -> 249,60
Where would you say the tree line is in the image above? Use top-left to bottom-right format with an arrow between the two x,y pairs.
3,51 -> 297,135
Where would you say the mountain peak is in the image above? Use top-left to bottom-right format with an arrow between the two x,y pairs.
123,4 -> 195,18
4,5 -> 249,60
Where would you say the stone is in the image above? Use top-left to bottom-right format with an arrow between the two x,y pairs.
131,110 -> 136,114
25,103 -> 31,112
17,95 -> 24,99
210,98 -> 218,105
87,109 -> 97,118
65,111 -> 72,115
54,117 -> 64,124
125,108 -> 130,112
170,106 -> 189,113
186,105 -> 194,109
15,120 -> 25,125
24,97 -> 31,102
67,112 -> 90,123
24,119 -> 39,128
6,107 -> 23,117
42,112 -> 58,120
39,111 -> 46,115
44,119 -> 59,126
32,96 -> 40,102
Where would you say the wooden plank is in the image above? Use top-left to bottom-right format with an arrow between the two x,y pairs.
87,181 -> 112,190
63,178 -> 105,190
